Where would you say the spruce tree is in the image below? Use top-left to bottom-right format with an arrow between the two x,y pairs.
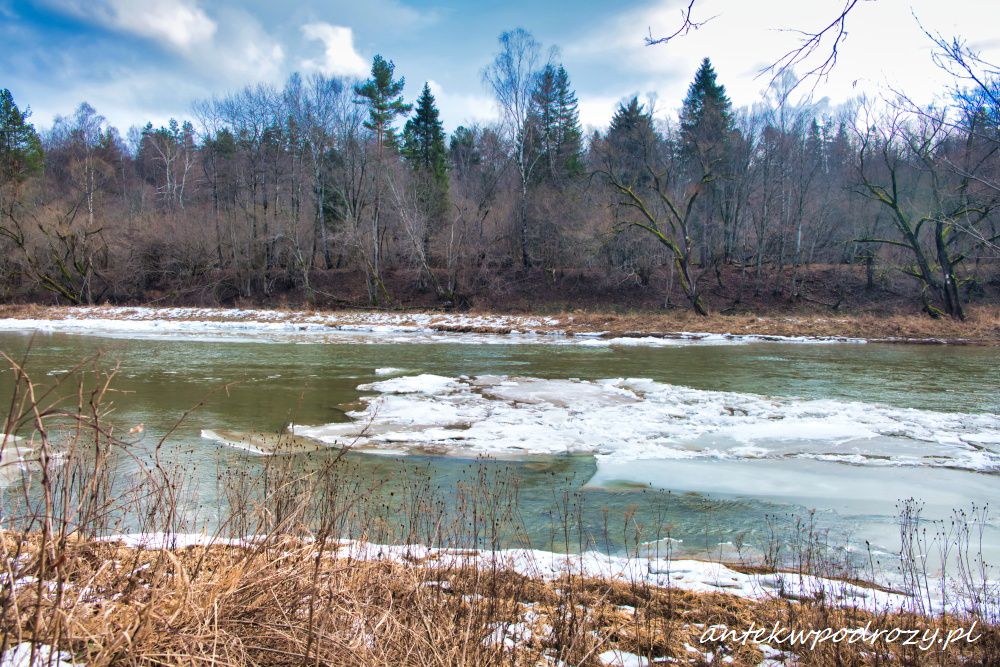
529,64 -> 583,184
553,66 -> 583,178
679,57 -> 733,167
609,97 -> 656,144
606,96 -> 657,185
353,55 -> 411,150
402,83 -> 448,187
402,82 -> 449,227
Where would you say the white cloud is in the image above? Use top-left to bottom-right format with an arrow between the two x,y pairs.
201,7 -> 285,83
300,23 -> 370,78
566,0 -> 1000,127
44,0 -> 216,52
427,80 -> 497,131
577,95 -> 622,132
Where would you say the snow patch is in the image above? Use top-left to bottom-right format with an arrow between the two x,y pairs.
0,306 -> 868,347
0,644 -> 81,667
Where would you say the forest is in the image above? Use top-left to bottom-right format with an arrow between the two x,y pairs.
1,28 -> 998,319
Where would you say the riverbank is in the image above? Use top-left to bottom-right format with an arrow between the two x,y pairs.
1,531 -> 995,666
1,304 -> 997,345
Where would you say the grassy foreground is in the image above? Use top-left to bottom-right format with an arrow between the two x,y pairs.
2,533 -> 997,666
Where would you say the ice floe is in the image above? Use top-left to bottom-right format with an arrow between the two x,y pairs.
290,375 -> 1000,473
200,429 -> 330,456
0,435 -> 38,487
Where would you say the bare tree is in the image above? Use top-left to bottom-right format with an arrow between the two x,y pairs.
854,102 -> 998,318
484,28 -> 549,268
648,1 -> 870,99
595,118 -> 713,315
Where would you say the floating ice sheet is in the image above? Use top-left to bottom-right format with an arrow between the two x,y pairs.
291,375 -> 1000,473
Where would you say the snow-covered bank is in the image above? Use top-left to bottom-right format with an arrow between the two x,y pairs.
0,306 -> 869,347
290,374 -> 1000,473
106,532 -> 917,613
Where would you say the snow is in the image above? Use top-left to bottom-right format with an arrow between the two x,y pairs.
290,374 -> 1000,473
599,650 -> 650,666
0,306 -> 868,348
0,644 -> 80,667
363,374 -> 461,395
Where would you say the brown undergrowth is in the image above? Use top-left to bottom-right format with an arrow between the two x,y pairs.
542,305 -> 1000,344
1,534 -> 997,666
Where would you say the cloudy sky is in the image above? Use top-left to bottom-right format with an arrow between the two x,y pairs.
2,0 -> 998,135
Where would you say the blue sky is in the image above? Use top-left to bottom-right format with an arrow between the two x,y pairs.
3,0 -> 999,136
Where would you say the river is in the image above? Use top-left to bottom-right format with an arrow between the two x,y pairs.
1,324 -> 998,572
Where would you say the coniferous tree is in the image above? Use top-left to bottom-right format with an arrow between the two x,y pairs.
529,65 -> 583,184
354,55 -> 411,150
679,57 -> 734,168
449,126 -> 481,174
402,82 -> 449,249
0,89 -> 43,185
402,83 -> 448,188
606,96 -> 657,186
679,58 -> 735,266
354,55 -> 411,303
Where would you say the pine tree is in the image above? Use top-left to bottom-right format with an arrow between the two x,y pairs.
0,89 -> 43,185
529,64 -> 583,184
402,83 -> 448,187
353,55 -> 411,150
353,55 -> 411,303
679,57 -> 733,168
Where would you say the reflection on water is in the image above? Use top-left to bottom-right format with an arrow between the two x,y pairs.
0,330 -> 998,565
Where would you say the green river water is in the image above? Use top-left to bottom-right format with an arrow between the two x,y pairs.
1,329 -> 998,567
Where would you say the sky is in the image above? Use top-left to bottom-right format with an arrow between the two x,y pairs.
2,0 -> 999,136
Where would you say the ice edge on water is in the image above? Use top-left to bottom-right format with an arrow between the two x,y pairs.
0,306 -> 869,347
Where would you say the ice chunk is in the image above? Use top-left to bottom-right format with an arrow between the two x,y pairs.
359,374 -> 461,395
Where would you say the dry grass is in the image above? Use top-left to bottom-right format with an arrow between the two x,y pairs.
2,533 -> 997,666
549,304 -> 1000,344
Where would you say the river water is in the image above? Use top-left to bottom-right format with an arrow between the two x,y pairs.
1,327 -> 998,569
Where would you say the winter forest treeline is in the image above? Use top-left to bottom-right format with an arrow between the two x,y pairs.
1,29 -> 999,318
